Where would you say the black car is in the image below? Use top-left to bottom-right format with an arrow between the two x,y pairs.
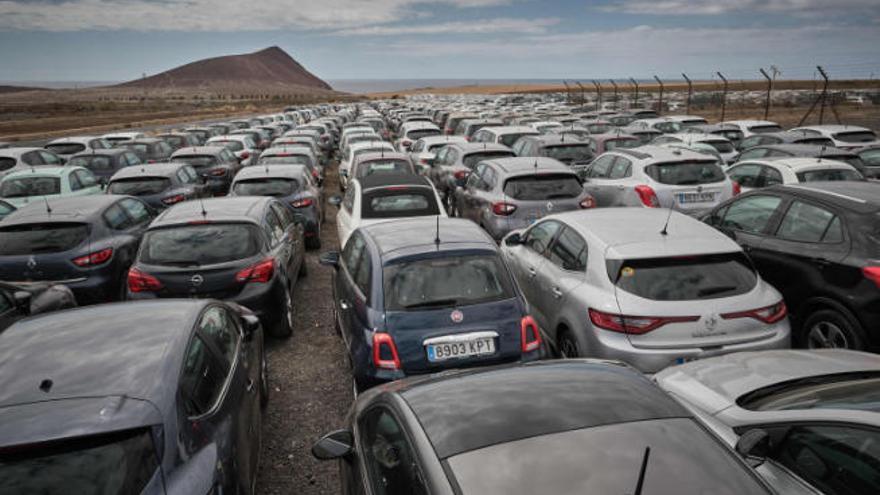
0,280 -> 76,331
312,360 -> 774,494
705,182 -> 880,350
0,195 -> 155,305
734,143 -> 873,178
127,196 -> 306,338
0,300 -> 267,494
119,138 -> 174,163
155,132 -> 200,151
67,148 -> 143,183
170,146 -> 243,195
511,134 -> 594,174
321,217 -> 544,393
107,162 -> 209,210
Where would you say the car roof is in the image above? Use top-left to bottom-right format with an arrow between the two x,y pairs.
484,156 -> 571,174
47,136 -> 102,144
356,151 -> 410,162
0,147 -> 44,158
767,182 -> 880,213
523,134 -> 588,146
357,172 -> 430,191
395,360 -> 688,459
614,144 -> 716,163
0,194 -> 123,225
415,135 -> 468,145
70,148 -> 130,157
758,157 -> 854,171
794,124 -> 872,133
756,144 -> 857,157
723,120 -> 779,127
363,217 -> 496,261
151,196 -> 271,226
1,166 -> 73,179
449,142 -> 512,153
171,146 -> 227,156
233,164 -> 306,180
482,126 -> 538,135
262,146 -> 316,157
125,137 -> 164,144
109,162 -> 188,179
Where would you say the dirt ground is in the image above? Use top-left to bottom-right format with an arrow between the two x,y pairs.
256,164 -> 350,494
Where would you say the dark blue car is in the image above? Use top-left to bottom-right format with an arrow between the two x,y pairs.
321,217 -> 545,392
0,300 -> 267,494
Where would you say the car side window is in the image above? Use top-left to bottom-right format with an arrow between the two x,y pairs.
179,334 -> 228,417
343,233 -> 365,275
198,306 -> 240,366
728,163 -> 764,188
103,203 -> 134,230
265,208 -> 286,245
547,226 -> 588,271
467,163 -> 486,189
589,154 -> 615,178
738,148 -> 767,160
270,203 -> 293,230
78,170 -> 98,188
0,289 -> 13,314
608,157 -> 632,179
446,149 -> 459,166
343,186 -> 356,212
21,151 -> 44,166
720,195 -> 783,234
69,172 -> 83,191
525,220 -> 561,255
775,200 -> 843,243
763,166 -> 783,187
770,425 -> 880,495
353,248 -> 371,298
120,198 -> 152,226
359,407 -> 428,495
481,167 -> 496,191
434,147 -> 448,165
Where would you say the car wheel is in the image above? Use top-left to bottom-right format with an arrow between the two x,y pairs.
306,233 -> 321,250
558,330 -> 581,358
802,309 -> 865,350
270,289 -> 294,339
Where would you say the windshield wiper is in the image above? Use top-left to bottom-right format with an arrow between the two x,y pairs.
403,298 -> 459,309
161,260 -> 202,267
631,446 -> 651,495
697,285 -> 738,297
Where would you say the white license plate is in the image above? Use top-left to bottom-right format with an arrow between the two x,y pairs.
677,192 -> 715,204
427,337 -> 495,362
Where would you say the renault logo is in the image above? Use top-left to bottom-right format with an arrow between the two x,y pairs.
546,201 -> 555,211
704,315 -> 718,332
27,256 -> 37,270
190,274 -> 204,287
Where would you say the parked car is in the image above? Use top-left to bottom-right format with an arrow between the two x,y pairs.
471,126 -> 540,147
652,133 -> 738,164
0,166 -> 103,208
395,121 -> 442,151
258,146 -> 323,185
734,143 -> 872,176
629,117 -> 684,134
127,197 -> 306,338
428,142 -> 515,207
67,148 -> 143,183
0,195 -> 154,304
0,300 -> 267,494
0,280 -> 76,331
722,120 -> 783,138
181,126 -> 217,144
339,141 -> 395,191
312,360 -> 775,494
501,208 -> 790,371
230,164 -> 324,249
102,131 -> 145,145
0,147 -> 65,180
155,131 -> 200,151
408,135 -> 468,171
44,136 -> 112,157
170,146 -> 242,195
704,182 -> 880,349
655,349 -> 880,495
619,125 -> 664,145
789,124 -> 880,150
351,151 -> 416,180
107,162 -> 208,210
738,130 -> 836,151
206,135 -> 260,166
320,217 -> 546,392
683,123 -> 745,145
118,137 -> 174,163
728,158 -> 864,192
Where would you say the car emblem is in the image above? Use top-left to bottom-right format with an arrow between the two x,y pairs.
26,256 -> 37,270
450,310 -> 464,324
704,315 -> 718,332
190,274 -> 204,287
546,201 -> 554,211
696,185 -> 703,193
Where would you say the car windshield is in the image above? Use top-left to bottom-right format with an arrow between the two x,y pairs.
834,131 -> 877,143
633,132 -> 660,145
503,174 -> 583,200
604,138 -> 640,150
407,129 -> 441,140
447,418 -> 769,495
797,169 -> 863,182
361,188 -> 439,219
609,252 -> 757,301
542,145 -> 593,162
645,161 -> 726,185
0,222 -> 89,255
172,155 -> 217,168
500,133 -> 535,147
463,151 -> 515,169
259,155 -> 310,166
211,141 -> 244,152
124,143 -> 149,155
69,155 -> 113,171
861,149 -> 880,166
0,428 -> 159,495
384,254 -> 515,311
233,178 -> 298,197
45,143 -> 86,155
107,177 -> 171,195
141,223 -> 261,266
749,125 -> 783,133
707,141 -> 735,153
357,160 -> 411,178
0,177 -> 61,198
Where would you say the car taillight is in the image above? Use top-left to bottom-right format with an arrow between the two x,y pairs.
162,194 -> 185,205
210,168 -> 227,177
148,159 -> 157,164
732,181 -> 742,196
372,332 -> 401,370
521,315 -> 542,353
579,197 -> 596,209
862,267 -> 880,289
588,308 -> 699,335
72,248 -> 113,267
634,185 -> 660,208
311,169 -> 319,179
235,258 -> 275,283
240,151 -> 250,160
128,267 -> 163,292
492,202 -> 517,216
453,170 -> 469,180
721,301 -> 787,324
291,198 -> 314,208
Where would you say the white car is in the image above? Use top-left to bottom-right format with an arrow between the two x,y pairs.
722,120 -> 783,138
339,140 -> 394,190
727,157 -> 864,192
653,133 -> 738,164
470,126 -> 540,147
788,125 -> 880,150
395,121 -> 441,152
408,135 -> 468,172
206,135 -> 260,166
0,147 -> 66,180
44,136 -> 112,157
102,131 -> 145,145
333,174 -> 446,249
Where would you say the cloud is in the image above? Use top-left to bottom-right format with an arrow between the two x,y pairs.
0,0 -> 511,31
602,0 -> 880,16
334,17 -> 559,36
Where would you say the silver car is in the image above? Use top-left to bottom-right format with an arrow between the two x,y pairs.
0,147 -> 66,180
429,142 -> 515,207
655,349 -> 880,495
583,145 -> 737,216
454,157 -> 595,240
500,208 -> 791,373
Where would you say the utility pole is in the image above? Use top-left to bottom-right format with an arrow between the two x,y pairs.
682,73 -> 693,115
629,77 -> 639,108
759,68 -> 772,120
717,71 -> 729,121
653,75 -> 664,115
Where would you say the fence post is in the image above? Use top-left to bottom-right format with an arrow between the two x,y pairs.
629,78 -> 639,108
653,75 -> 664,115
759,68 -> 772,120
817,66 -> 829,125
563,80 -> 572,104
576,82 -> 585,105
717,71 -> 729,121
609,79 -> 618,106
592,80 -> 603,111
681,73 -> 693,115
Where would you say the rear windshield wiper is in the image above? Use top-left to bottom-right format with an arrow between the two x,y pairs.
160,260 -> 202,267
697,285 -> 738,297
403,298 -> 459,309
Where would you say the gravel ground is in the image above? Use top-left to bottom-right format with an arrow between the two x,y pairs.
256,164 -> 350,494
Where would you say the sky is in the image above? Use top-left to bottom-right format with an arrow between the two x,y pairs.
1,0 -> 879,84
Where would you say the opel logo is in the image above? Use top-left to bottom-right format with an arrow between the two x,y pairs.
190,274 -> 204,287
697,185 -> 703,193
27,256 -> 37,270
450,310 -> 464,324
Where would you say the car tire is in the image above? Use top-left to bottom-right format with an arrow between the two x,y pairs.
801,308 -> 865,350
306,234 -> 321,250
269,289 -> 294,339
558,329 -> 581,358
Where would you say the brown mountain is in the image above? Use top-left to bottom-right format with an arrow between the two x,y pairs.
116,46 -> 332,92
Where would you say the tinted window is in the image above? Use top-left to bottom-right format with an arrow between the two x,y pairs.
610,252 -> 757,301
359,408 -> 428,495
525,220 -> 561,255
69,155 -> 114,171
503,174 -> 582,200
120,198 -> 151,226
776,201 -> 842,243
707,141 -> 735,153
750,125 -> 783,133
860,148 -> 880,166
797,168 -> 863,182
407,129 -> 440,140
547,227 -> 587,271
45,143 -> 85,155
728,164 -> 764,189
542,145 -> 592,162
0,158 -> 15,171
500,133 -> 535,147
604,138 -> 639,150
721,195 -> 783,233
259,155 -> 311,166
179,334 -> 227,416
833,131 -> 877,143
646,161 -> 726,185
233,178 -> 298,197
0,223 -> 88,255
170,155 -> 217,168
141,224 -> 261,266
198,306 -> 240,366
1,177 -> 61,198
361,189 -> 439,219
462,151 -> 514,169
107,178 -> 171,195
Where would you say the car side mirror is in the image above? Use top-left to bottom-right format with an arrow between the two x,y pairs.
319,251 -> 340,268
241,314 -> 260,338
13,291 -> 31,314
735,429 -> 770,467
312,429 -> 354,460
328,195 -> 343,207
504,232 -> 523,246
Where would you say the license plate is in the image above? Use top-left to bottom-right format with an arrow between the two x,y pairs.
677,192 -> 715,204
426,337 -> 495,362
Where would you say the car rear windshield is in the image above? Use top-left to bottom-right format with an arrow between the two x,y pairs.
361,187 -> 439,219
604,138 -> 640,150
446,418 -> 769,495
463,151 -> 515,169
383,254 -> 515,311
124,143 -> 149,155
645,161 -> 726,185
1,177 -> 61,198
45,143 -> 86,155
834,131 -> 878,143
107,177 -> 171,195
141,223 -> 261,266
357,160 -> 411,178
542,145 -> 593,162
0,427 -> 159,495
212,141 -> 243,152
500,133 -> 535,147
707,141 -> 735,153
68,155 -> 114,171
749,125 -> 783,133
407,129 -> 441,141
259,155 -> 310,166
738,373 -> 880,412
0,222 -> 89,255
797,137 -> 836,147
797,168 -> 863,182
608,252 -> 757,301
0,158 -> 15,171
503,174 -> 583,201
173,155 -> 217,168
718,130 -> 744,141
233,178 -> 298,197
861,149 -> 880,166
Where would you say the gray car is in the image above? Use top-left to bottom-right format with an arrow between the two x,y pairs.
429,142 -> 515,207
454,157 -> 595,240
510,134 -> 594,177
583,146 -> 737,216
655,349 -> 880,495
500,208 -> 791,373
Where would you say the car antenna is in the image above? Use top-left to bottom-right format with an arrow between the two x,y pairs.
43,196 -> 52,215
632,447 -> 651,495
199,196 -> 208,218
818,145 -> 826,163
434,214 -> 441,247
660,197 -> 675,236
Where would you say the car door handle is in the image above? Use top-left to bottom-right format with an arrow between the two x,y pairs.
340,299 -> 351,310
527,267 -> 537,277
551,287 -> 563,299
